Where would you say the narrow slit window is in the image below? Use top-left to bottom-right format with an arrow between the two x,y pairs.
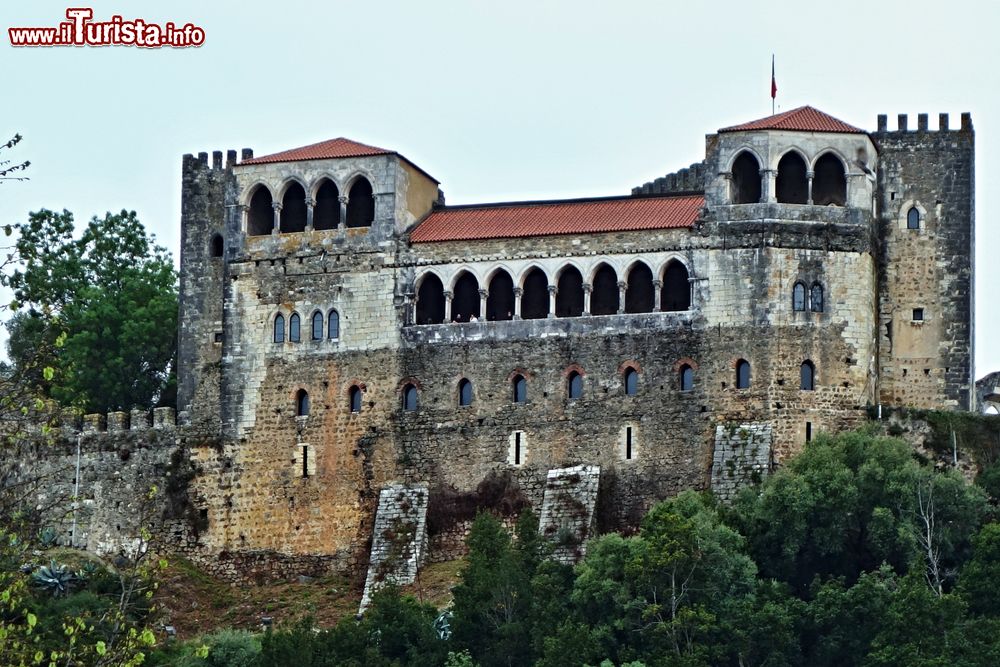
514,432 -> 522,465
736,360 -> 751,389
680,365 -> 694,391
301,445 -> 309,478
805,422 -> 813,443
273,314 -> 285,343
458,379 -> 473,407
624,368 -> 638,396
625,426 -> 633,460
328,310 -> 340,339
311,312 -> 323,340
512,375 -> 527,404
567,371 -> 583,400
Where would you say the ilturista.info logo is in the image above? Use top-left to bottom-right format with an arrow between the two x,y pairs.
8,8 -> 205,48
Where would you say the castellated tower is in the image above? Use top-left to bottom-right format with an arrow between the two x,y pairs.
873,113 -> 975,410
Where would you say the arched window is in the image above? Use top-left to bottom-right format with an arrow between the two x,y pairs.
458,379 -> 473,407
907,207 -> 920,230
311,312 -> 323,340
296,389 -> 309,416
812,153 -> 846,206
661,260 -> 690,312
281,182 -> 307,233
486,270 -> 515,321
349,386 -> 362,413
313,179 -> 340,230
210,234 -> 224,257
273,314 -> 285,343
512,375 -> 527,403
555,266 -> 584,318
624,368 -> 638,396
800,361 -> 815,391
288,313 -> 301,342
736,359 -> 751,389
346,178 -> 375,228
792,282 -> 806,311
247,186 -> 273,236
328,310 -> 340,339
810,283 -> 824,313
680,365 -> 694,391
591,264 -> 619,315
451,271 -> 481,322
731,151 -> 762,204
416,274 -> 445,325
567,371 -> 583,400
625,263 -> 654,314
776,152 -> 808,204
521,268 -> 549,319
402,384 -> 418,412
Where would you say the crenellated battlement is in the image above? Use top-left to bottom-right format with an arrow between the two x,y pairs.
632,161 -> 706,196
875,112 -> 973,133
181,148 -> 252,172
66,407 -> 177,435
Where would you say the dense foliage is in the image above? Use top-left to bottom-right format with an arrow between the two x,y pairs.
146,430 -> 1000,667
2,208 -> 177,412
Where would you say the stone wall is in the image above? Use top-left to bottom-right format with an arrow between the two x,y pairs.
538,465 -> 600,563
360,483 -> 428,612
710,422 -> 773,503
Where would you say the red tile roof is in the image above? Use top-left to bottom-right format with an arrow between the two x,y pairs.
240,137 -> 393,164
719,105 -> 864,134
410,194 -> 702,243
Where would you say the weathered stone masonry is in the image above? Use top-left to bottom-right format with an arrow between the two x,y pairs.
22,107 -> 970,584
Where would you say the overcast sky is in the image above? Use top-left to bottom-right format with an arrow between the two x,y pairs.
1,0 -> 997,376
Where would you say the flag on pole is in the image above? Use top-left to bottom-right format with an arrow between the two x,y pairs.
771,55 -> 777,100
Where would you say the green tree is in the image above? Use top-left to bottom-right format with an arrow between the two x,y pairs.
5,209 -> 177,412
957,522 -> 1000,616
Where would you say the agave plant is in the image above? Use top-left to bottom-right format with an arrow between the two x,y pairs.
37,527 -> 58,548
32,560 -> 75,597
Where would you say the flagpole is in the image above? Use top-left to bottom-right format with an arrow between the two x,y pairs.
771,54 -> 775,115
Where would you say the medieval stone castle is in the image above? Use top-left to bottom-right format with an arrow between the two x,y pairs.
17,106 -> 977,591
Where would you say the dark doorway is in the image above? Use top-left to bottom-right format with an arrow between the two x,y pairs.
625,263 -> 654,313
521,268 -> 549,319
812,153 -> 846,206
556,266 -> 584,317
416,274 -> 445,324
776,152 -> 808,204
314,179 -> 340,230
487,270 -> 515,321
731,151 -> 761,204
247,186 -> 273,236
346,178 -> 375,228
451,272 -> 480,322
661,260 -> 690,311
591,264 -> 619,315
281,182 -> 307,233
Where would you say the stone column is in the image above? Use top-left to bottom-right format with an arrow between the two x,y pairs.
721,172 -> 733,203
652,279 -> 663,312
338,195 -> 348,230
547,285 -> 557,318
513,287 -> 523,320
240,204 -> 249,234
444,290 -> 453,323
617,281 -> 627,314
305,197 -> 315,231
762,168 -> 777,203
582,283 -> 592,315
271,202 -> 282,235
806,170 -> 815,205
478,289 -> 488,320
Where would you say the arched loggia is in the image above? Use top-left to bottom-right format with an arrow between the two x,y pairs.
486,270 -> 515,321
591,264 -> 619,315
416,274 -> 445,325
661,260 -> 690,312
556,266 -> 584,317
625,262 -> 654,313
451,272 -> 480,322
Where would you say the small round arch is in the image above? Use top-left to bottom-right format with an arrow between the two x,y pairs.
295,389 -> 310,416
349,385 -> 363,413
401,383 -> 418,412
458,378 -> 473,407
210,234 -> 224,258
736,359 -> 751,389
800,360 -> 816,391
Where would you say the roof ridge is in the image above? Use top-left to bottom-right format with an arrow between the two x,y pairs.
435,192 -> 701,212
719,105 -> 864,134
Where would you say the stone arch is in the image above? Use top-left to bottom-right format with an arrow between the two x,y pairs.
486,268 -> 515,321
812,152 -> 847,206
730,150 -> 762,204
660,259 -> 690,311
345,175 -> 375,228
776,150 -> 808,204
520,266 -> 549,320
295,388 -> 310,416
280,180 -> 308,233
415,272 -> 445,325
272,312 -> 285,343
555,264 -> 584,317
457,378 -> 473,407
451,270 -> 480,322
793,281 -> 806,311
247,184 -> 274,236
801,360 -> 816,390
624,260 -> 654,314
736,359 -> 751,389
310,310 -> 324,340
590,263 -> 619,315
313,178 -> 340,230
